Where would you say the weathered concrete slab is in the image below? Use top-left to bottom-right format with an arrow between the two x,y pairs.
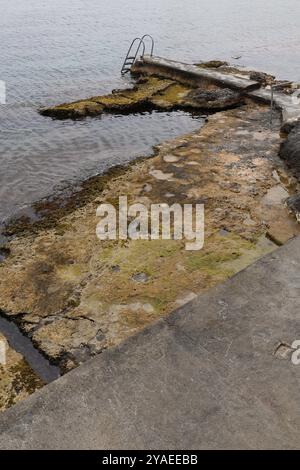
133,56 -> 260,91
0,237 -> 300,450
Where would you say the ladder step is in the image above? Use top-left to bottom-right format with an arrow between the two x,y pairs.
121,35 -> 155,75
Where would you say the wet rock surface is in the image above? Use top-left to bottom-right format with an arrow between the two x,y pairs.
0,332 -> 43,412
0,102 -> 299,377
184,88 -> 243,110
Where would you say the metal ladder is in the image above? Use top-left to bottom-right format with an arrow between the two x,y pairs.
270,81 -> 292,128
121,34 -> 154,75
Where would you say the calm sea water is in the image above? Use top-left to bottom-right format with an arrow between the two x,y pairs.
1,0 -> 300,222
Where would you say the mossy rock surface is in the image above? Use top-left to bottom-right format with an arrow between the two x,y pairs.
196,60 -> 229,69
40,77 -> 175,119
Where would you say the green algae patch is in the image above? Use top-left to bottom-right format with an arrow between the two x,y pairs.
114,77 -> 174,101
91,94 -> 134,108
222,234 -> 277,273
91,77 -> 174,111
185,232 -> 254,276
150,83 -> 191,109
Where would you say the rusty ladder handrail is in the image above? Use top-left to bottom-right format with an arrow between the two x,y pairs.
121,35 -> 155,75
270,81 -> 293,128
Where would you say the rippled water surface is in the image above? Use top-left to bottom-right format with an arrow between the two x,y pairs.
1,0 -> 300,221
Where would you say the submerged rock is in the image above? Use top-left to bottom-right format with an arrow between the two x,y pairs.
184,88 -> 244,110
132,272 -> 149,283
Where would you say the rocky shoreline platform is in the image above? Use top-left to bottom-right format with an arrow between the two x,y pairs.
1,57 -> 300,411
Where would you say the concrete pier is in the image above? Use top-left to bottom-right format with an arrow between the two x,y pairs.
0,237 -> 300,449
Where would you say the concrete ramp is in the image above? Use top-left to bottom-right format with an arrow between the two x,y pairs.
0,238 -> 300,449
